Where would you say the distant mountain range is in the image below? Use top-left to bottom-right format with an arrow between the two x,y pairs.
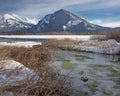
0,14 -> 38,32
0,9 -> 119,34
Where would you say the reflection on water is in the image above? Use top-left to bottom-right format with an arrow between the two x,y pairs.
53,50 -> 120,96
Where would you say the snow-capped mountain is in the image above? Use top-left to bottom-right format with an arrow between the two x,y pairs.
32,9 -> 110,33
0,9 -> 111,34
0,14 -> 38,32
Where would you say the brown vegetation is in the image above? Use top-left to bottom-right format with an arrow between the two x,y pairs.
11,46 -> 53,70
0,66 -> 70,96
0,45 -> 53,69
97,30 -> 120,42
42,39 -> 80,48
0,46 -> 17,60
107,30 -> 120,42
0,45 -> 71,96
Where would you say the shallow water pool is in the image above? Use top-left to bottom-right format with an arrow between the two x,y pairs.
52,50 -> 120,96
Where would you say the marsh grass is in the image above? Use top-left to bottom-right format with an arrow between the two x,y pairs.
109,60 -> 120,63
74,55 -> 94,62
107,30 -> 120,42
85,81 -> 98,93
0,45 -> 72,96
115,93 -> 120,96
62,60 -> 77,70
100,88 -> 113,95
76,57 -> 86,62
79,71 -> 85,75
42,39 -> 82,52
108,70 -> 120,77
97,30 -> 120,42
88,64 -> 109,68
70,90 -> 88,96
114,82 -> 120,89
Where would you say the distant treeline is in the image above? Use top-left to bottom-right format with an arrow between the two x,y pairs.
0,28 -> 120,37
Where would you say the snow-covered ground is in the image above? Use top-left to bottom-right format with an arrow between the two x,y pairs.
0,41 -> 41,47
0,60 -> 34,86
0,59 -> 35,96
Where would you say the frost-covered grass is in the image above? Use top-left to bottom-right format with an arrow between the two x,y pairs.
53,39 -> 120,54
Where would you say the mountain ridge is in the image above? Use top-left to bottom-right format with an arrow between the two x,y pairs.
30,9 -> 111,33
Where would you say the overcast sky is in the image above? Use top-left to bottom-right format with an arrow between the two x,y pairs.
0,0 -> 120,27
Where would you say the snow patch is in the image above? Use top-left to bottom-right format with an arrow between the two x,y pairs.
72,20 -> 81,26
0,59 -> 35,86
25,18 -> 38,25
0,41 -> 41,47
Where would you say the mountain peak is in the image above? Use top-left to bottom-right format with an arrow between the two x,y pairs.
56,9 -> 68,12
54,9 -> 71,15
33,9 -> 110,33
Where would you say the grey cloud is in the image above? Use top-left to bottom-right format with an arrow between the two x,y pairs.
0,0 -> 120,18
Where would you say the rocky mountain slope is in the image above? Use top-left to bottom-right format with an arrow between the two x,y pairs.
31,9 -> 110,33
0,14 -> 38,32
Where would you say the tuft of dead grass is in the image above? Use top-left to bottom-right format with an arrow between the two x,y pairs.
107,31 -> 120,42
0,45 -> 53,70
11,46 -> 53,70
42,39 -> 81,50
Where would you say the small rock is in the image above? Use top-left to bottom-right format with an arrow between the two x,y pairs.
81,76 -> 88,82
